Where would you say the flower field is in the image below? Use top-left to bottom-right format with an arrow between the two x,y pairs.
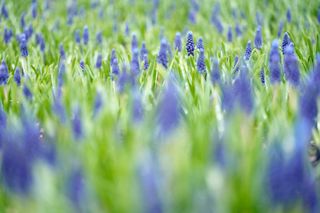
0,0 -> 320,212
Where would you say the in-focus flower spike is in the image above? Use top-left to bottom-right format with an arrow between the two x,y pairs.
210,58 -> 220,85
80,60 -> 85,71
157,39 -> 168,69
227,26 -> 233,42
96,32 -> 102,44
143,54 -> 149,70
157,74 -> 180,134
75,30 -> 81,44
284,44 -> 300,86
174,32 -> 182,52
96,54 -> 102,69
1,4 -> 8,19
186,31 -> 195,56
72,106 -> 83,140
197,49 -> 206,74
140,42 -> 148,61
23,84 -> 33,100
19,34 -> 28,57
235,23 -> 242,37
196,37 -> 204,51
4,27 -> 13,44
59,44 -> 66,60
260,68 -> 265,84
254,26 -> 263,49
131,33 -> 138,53
14,68 -> 21,86
83,26 -> 89,45
277,21 -> 284,38
282,32 -> 291,54
269,40 -> 281,84
244,41 -> 252,60
286,9 -> 291,23
0,61 -> 9,85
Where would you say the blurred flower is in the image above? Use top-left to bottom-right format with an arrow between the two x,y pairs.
210,58 -> 220,85
93,91 -> 103,118
286,9 -> 291,23
254,26 -> 263,49
80,60 -> 85,71
284,44 -> 300,86
188,10 -> 196,24
227,26 -> 233,42
143,54 -> 149,70
125,22 -> 130,36
277,21 -> 284,38
282,32 -> 291,54
131,33 -> 138,53
233,55 -> 240,74
269,40 -> 281,84
244,40 -> 252,60
59,44 -> 66,60
23,84 -> 32,100
31,2 -> 37,19
140,42 -> 148,60
131,48 -> 140,76
14,67 -> 21,86
111,57 -> 120,76
235,23 -> 242,37
0,61 -> 9,85
174,32 -> 182,52
75,30 -> 81,44
0,103 -> 6,128
19,34 -> 28,57
186,31 -> 195,56
67,167 -> 86,209
196,37 -> 204,51
96,31 -> 102,44
157,75 -> 180,134
260,68 -> 265,84
1,4 -> 8,19
132,91 -> 144,122
197,49 -> 206,74
52,91 -> 66,123
72,106 -> 83,140
20,13 -> 26,29
83,26 -> 89,45
96,54 -> 102,69
157,39 -> 168,68
4,27 -> 13,44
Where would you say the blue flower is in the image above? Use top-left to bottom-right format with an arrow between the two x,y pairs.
19,34 -> 28,57
72,106 -> 83,140
131,33 -> 138,53
75,30 -> 81,44
186,31 -> 195,56
157,75 -> 180,134
52,91 -> 66,123
260,68 -> 265,84
96,31 -> 102,44
174,32 -> 182,52
4,27 -> 13,44
14,67 -> 21,86
96,54 -> 102,69
80,60 -> 85,71
284,44 -> 300,86
277,21 -> 284,38
227,26 -> 233,42
140,42 -> 148,60
197,49 -> 206,74
83,26 -> 89,45
20,13 -> 26,29
23,84 -> 33,100
254,26 -> 263,49
157,39 -> 168,68
286,9 -> 292,23
235,23 -> 242,37
143,54 -> 149,70
67,167 -> 86,209
244,41 -> 252,60
0,61 -> 9,85
0,103 -> 6,128
196,37 -> 204,50
111,58 -> 120,76
31,2 -> 37,19
282,32 -> 291,54
93,91 -> 103,118
1,4 -> 8,19
269,40 -> 281,84
59,44 -> 66,60
210,58 -> 220,84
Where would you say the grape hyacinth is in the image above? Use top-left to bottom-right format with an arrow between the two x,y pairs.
19,33 -> 28,57
197,49 -> 206,74
196,37 -> 204,51
269,40 -> 281,84
96,31 -> 102,44
143,54 -> 149,70
59,44 -> 66,60
233,66 -> 253,113
283,44 -> 300,86
96,54 -> 102,69
254,26 -> 263,49
244,41 -> 252,60
282,32 -> 291,54
131,34 -> 138,53
131,48 -> 140,76
210,58 -> 220,84
186,31 -> 195,56
286,9 -> 292,23
4,27 -> 13,44
83,26 -> 89,45
227,26 -> 233,42
157,39 -> 168,68
174,32 -> 182,52
75,30 -> 81,44
72,107 -> 83,140
260,68 -> 265,84
140,42 -> 148,60
0,61 -> 9,85
14,68 -> 21,86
